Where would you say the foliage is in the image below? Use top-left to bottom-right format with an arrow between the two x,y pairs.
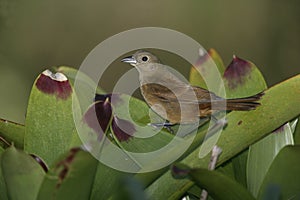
0,49 -> 299,199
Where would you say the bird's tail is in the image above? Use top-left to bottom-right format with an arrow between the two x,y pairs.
225,92 -> 264,111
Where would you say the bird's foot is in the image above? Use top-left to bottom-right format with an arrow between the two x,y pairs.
148,122 -> 175,134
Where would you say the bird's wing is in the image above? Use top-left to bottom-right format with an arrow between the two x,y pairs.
142,83 -> 223,104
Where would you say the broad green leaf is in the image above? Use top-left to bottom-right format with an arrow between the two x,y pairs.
24,69 -> 80,166
146,74 -> 300,199
171,164 -> 255,200
199,54 -> 266,158
0,146 -> 8,200
37,148 -> 98,200
53,68 -> 167,198
258,145 -> 300,200
247,123 -> 294,197
0,119 -> 24,148
1,146 -> 45,200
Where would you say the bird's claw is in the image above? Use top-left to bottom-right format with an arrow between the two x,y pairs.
148,122 -> 175,134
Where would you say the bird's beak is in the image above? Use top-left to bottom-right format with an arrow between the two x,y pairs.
121,56 -> 137,66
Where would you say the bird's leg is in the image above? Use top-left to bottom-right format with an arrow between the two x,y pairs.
148,122 -> 176,134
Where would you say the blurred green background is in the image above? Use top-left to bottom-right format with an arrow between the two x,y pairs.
0,0 -> 299,123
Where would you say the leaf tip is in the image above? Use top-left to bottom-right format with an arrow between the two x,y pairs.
171,163 -> 191,179
36,69 -> 72,99
223,56 -> 253,89
112,116 -> 136,142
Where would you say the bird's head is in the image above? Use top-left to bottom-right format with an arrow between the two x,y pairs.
121,50 -> 160,67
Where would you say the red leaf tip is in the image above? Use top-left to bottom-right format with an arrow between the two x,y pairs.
36,69 -> 72,99
223,56 -> 252,89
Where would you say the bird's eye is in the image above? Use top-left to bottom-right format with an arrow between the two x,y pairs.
141,56 -> 148,62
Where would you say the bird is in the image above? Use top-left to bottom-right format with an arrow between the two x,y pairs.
121,50 -> 263,129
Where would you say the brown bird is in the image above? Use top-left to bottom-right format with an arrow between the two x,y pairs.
121,50 -> 263,128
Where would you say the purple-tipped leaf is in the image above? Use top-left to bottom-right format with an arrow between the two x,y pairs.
223,55 -> 266,98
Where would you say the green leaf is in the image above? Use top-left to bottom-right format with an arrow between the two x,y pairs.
0,119 -> 24,148
146,75 -> 300,199
24,69 -> 80,166
37,148 -> 98,200
0,146 -> 8,200
1,146 -> 45,200
247,123 -> 295,197
171,164 -> 255,200
199,54 -> 266,158
258,145 -> 300,200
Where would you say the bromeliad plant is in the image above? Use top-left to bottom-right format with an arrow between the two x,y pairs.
0,49 -> 300,200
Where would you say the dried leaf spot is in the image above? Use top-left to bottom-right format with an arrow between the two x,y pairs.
55,147 -> 81,188
36,69 -> 72,100
223,56 -> 252,89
